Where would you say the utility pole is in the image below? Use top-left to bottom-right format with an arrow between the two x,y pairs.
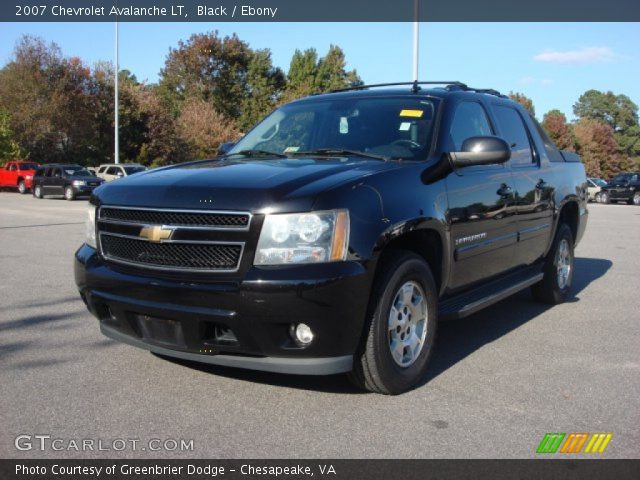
114,20 -> 120,164
412,0 -> 419,82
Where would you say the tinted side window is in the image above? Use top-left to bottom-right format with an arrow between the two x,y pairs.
53,168 -> 62,177
449,102 -> 493,151
8,164 -> 17,171
493,106 -> 533,165
45,168 -> 53,177
530,115 -> 564,163
106,167 -> 118,175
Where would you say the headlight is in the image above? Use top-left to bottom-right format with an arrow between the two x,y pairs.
254,210 -> 349,265
73,180 -> 86,186
25,175 -> 33,180
85,205 -> 97,248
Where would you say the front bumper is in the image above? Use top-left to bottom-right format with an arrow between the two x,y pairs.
72,185 -> 100,196
75,245 -> 372,375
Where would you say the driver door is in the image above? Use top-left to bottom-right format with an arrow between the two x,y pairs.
444,101 -> 517,290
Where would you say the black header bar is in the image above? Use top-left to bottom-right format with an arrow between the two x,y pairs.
3,0 -> 640,22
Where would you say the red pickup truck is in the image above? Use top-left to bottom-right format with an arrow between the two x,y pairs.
0,161 -> 40,194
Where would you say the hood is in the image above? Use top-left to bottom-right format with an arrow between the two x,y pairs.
94,157 -> 400,211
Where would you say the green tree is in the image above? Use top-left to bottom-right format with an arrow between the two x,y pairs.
0,36 -> 97,164
0,109 -> 23,160
542,109 -> 576,151
508,92 -> 535,117
315,45 -> 362,91
239,49 -> 285,131
573,89 -> 638,132
283,46 -> 362,102
159,31 -> 253,119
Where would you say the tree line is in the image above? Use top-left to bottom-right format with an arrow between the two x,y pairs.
0,33 -> 361,167
1,33 -> 638,178
509,91 -> 640,178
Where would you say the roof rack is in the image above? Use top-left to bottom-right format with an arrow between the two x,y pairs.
330,81 -> 466,94
329,81 -> 507,98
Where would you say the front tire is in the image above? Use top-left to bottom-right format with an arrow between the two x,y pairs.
532,224 -> 574,305
64,186 -> 75,201
600,191 -> 609,204
630,192 -> 640,206
18,180 -> 27,194
349,251 -> 438,395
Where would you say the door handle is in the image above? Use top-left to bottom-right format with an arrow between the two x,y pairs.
536,179 -> 547,189
496,184 -> 513,198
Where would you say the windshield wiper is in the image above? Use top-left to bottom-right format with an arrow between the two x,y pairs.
291,148 -> 389,161
221,149 -> 287,159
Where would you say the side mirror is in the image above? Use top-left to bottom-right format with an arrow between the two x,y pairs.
449,136 -> 511,168
217,142 -> 236,156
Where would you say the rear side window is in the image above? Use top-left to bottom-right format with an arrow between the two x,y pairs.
449,102 -> 493,151
493,106 -> 534,165
106,166 -> 119,175
530,115 -> 564,163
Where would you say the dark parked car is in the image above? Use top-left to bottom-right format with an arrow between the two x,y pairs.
75,81 -> 588,394
33,164 -> 104,200
600,172 -> 640,205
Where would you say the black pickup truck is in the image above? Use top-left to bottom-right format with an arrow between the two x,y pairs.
75,81 -> 588,394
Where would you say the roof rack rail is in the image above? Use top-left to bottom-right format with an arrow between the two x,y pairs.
328,81 -> 508,98
329,81 -> 467,94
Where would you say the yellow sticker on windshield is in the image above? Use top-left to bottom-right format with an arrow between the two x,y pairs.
400,109 -> 424,118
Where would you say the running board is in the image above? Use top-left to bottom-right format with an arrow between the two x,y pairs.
438,267 -> 544,321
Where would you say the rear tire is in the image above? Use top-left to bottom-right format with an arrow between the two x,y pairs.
33,184 -> 43,199
64,186 -> 75,201
532,224 -> 574,305
349,251 -> 438,395
18,180 -> 27,194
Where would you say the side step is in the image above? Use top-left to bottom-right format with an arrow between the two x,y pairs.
438,266 -> 544,321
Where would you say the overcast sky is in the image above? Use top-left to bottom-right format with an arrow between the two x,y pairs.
1,22 -> 638,119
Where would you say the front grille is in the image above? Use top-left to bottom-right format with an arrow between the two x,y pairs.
99,207 -> 250,229
100,234 -> 242,271
97,205 -> 250,272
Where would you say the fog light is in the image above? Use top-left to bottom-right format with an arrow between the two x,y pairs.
292,323 -> 314,345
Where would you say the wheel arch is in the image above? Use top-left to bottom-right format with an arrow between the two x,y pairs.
373,220 -> 448,295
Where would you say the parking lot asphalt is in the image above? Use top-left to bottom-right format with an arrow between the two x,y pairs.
0,192 -> 638,459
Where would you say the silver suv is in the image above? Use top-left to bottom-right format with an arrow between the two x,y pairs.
97,163 -> 147,182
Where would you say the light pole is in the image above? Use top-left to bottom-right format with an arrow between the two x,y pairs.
412,0 -> 419,82
114,20 -> 120,164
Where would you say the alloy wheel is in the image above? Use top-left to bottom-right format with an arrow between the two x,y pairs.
556,238 -> 572,289
387,281 -> 428,368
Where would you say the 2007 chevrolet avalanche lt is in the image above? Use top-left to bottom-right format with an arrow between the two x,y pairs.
75,81 -> 588,394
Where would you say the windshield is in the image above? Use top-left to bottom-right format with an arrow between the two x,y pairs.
124,166 -> 146,174
612,174 -> 629,183
18,163 -> 38,171
65,167 -> 91,177
593,179 -> 607,187
231,96 -> 439,160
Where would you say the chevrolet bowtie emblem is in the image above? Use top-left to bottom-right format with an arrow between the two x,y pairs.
139,225 -> 174,242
